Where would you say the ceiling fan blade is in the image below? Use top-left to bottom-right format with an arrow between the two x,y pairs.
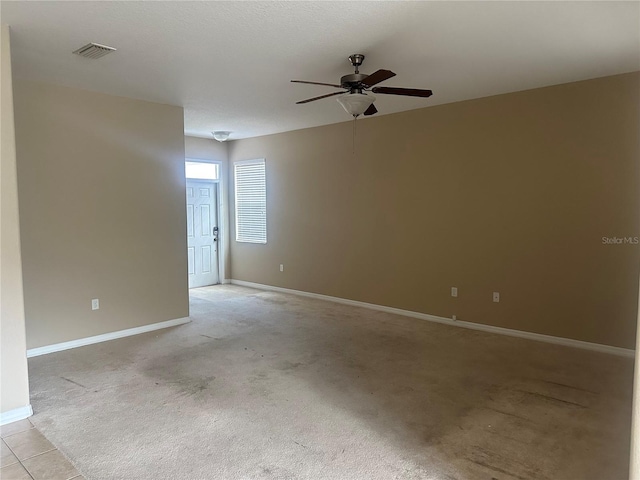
361,69 -> 396,87
296,91 -> 345,104
291,80 -> 343,88
371,86 -> 433,98
363,104 -> 378,116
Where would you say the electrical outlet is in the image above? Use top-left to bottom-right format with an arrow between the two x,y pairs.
493,292 -> 500,303
92,298 -> 100,310
279,264 -> 284,272
451,287 -> 458,297
452,314 -> 457,321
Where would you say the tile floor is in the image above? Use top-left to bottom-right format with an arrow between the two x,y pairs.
1,419 -> 83,480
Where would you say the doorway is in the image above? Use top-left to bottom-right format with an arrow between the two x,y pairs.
186,161 -> 221,288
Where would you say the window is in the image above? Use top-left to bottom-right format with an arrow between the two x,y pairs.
185,161 -> 219,180
234,159 -> 266,243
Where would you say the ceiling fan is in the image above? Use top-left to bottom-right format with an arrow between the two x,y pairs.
291,54 -> 433,118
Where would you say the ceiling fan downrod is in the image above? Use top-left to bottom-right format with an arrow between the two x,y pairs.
348,54 -> 365,74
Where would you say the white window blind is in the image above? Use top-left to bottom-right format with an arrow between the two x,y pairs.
234,159 -> 267,243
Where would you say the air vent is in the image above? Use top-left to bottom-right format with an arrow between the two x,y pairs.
73,42 -> 116,59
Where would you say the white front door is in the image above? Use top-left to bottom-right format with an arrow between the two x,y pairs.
186,180 -> 219,288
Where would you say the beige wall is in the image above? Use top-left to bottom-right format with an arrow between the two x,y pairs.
0,25 -> 31,419
228,72 -> 640,349
14,81 -> 188,349
185,135 -> 231,282
185,135 -> 228,163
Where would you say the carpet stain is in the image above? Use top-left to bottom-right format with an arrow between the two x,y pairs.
514,389 -> 587,408
539,379 -> 599,394
61,377 -> 86,389
261,299 -> 289,305
277,361 -> 303,371
468,459 -> 528,480
180,376 -> 215,396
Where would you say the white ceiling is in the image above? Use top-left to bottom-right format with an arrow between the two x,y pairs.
2,1 -> 639,140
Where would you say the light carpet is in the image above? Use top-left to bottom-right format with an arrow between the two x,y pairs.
28,285 -> 633,479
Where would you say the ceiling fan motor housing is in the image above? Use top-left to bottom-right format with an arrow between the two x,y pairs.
340,73 -> 369,90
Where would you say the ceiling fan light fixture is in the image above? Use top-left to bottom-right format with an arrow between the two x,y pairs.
212,131 -> 231,142
337,93 -> 375,117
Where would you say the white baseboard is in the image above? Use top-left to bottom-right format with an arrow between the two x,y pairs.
231,280 -> 635,358
221,279 -> 232,285
27,317 -> 191,358
0,405 -> 33,426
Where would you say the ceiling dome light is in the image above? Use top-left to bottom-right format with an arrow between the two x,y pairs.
337,93 -> 375,117
212,131 -> 231,142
